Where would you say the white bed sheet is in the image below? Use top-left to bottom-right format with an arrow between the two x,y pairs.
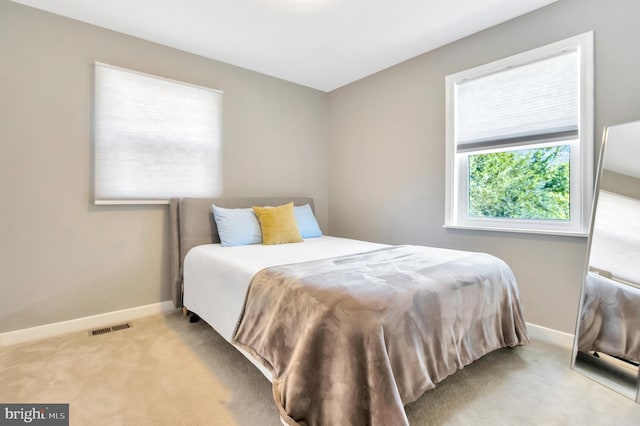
183,236 -> 388,343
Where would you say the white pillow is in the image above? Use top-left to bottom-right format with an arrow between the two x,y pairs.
212,205 -> 262,247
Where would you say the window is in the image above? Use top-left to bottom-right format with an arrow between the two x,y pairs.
445,32 -> 593,236
94,63 -> 223,204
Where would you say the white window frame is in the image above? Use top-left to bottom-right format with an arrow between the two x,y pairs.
93,62 -> 223,205
444,32 -> 594,237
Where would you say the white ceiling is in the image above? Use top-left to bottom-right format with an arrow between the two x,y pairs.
12,0 -> 557,92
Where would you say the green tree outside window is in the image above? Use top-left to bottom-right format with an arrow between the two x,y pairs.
468,145 -> 570,220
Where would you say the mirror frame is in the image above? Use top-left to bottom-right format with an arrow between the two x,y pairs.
571,122 -> 640,402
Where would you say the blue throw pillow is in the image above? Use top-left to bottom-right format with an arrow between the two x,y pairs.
212,205 -> 262,247
294,204 -> 322,238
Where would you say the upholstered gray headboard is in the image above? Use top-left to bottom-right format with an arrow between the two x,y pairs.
169,197 -> 315,307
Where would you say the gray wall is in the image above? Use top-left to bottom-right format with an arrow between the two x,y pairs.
4,0 -> 640,336
0,1 -> 329,333
601,171 -> 640,200
328,0 -> 640,333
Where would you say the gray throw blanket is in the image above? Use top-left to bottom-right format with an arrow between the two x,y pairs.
233,246 -> 529,426
578,272 -> 640,362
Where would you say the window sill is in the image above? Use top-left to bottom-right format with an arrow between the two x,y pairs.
443,223 -> 589,238
94,199 -> 170,205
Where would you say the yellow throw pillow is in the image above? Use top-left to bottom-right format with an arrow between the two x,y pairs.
253,202 -> 304,245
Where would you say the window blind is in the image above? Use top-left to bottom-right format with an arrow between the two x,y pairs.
94,63 -> 223,203
455,50 -> 578,153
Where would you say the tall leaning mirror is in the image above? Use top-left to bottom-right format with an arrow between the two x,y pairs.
572,120 -> 640,401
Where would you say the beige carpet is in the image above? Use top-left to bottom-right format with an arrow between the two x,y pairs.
2,312 -> 639,425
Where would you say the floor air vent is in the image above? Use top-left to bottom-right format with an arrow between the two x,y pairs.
89,323 -> 132,336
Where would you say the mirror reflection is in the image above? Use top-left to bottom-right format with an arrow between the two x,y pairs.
573,120 -> 640,401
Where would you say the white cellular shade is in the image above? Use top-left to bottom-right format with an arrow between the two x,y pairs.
455,50 -> 578,151
94,63 -> 223,203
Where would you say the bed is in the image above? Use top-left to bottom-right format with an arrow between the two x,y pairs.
170,197 -> 529,426
578,271 -> 640,363
577,190 -> 640,364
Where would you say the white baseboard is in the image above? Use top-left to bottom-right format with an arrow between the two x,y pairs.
0,301 -> 176,347
1,307 -> 573,350
526,322 -> 574,349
